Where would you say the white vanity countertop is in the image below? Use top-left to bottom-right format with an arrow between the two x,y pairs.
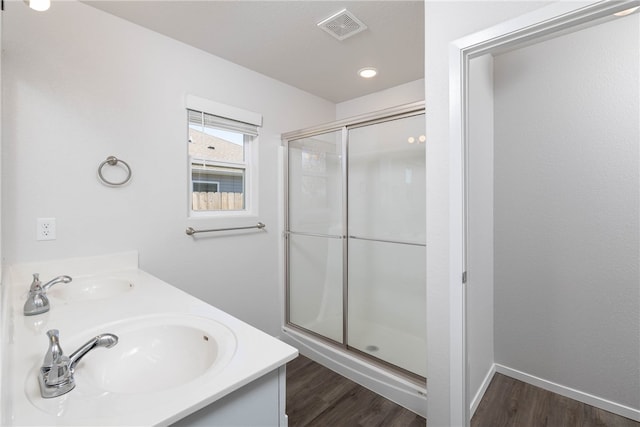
3,252 -> 297,426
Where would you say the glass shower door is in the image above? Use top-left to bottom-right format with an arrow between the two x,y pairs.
347,114 -> 426,377
287,129 -> 344,343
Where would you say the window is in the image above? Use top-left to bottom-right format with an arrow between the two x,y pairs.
186,98 -> 261,216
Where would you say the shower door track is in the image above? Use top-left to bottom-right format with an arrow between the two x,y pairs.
281,101 -> 425,142
284,322 -> 426,385
282,101 -> 426,384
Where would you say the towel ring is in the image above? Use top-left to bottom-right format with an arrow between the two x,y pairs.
98,156 -> 132,186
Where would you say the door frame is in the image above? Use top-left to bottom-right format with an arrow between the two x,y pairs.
447,1 -> 639,425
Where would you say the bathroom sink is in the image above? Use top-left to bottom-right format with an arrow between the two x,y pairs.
78,315 -> 236,393
26,314 -> 237,417
48,277 -> 134,301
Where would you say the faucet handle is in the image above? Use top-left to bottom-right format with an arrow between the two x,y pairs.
29,273 -> 42,292
42,329 -> 65,369
40,330 -> 73,388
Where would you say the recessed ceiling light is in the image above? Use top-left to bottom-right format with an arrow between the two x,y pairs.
614,6 -> 639,16
24,0 -> 50,11
358,67 -> 378,79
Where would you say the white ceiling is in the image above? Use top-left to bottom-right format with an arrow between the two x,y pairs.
83,1 -> 425,103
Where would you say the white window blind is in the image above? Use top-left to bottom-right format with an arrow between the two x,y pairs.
187,110 -> 259,137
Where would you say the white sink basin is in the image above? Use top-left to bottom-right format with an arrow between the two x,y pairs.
48,277 -> 134,301
79,316 -> 236,393
26,314 -> 237,417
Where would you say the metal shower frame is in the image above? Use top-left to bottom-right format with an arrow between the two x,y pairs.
281,101 -> 426,382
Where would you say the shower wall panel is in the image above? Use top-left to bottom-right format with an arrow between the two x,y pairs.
347,114 -> 426,377
348,115 -> 426,244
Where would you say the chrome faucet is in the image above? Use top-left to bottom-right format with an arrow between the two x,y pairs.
23,273 -> 72,316
38,329 -> 118,399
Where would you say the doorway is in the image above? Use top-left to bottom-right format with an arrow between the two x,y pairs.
450,1 -> 640,425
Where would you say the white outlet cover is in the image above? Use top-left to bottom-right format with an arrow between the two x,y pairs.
37,218 -> 56,241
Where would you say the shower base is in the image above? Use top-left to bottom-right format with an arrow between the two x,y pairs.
348,318 -> 426,378
281,326 -> 427,417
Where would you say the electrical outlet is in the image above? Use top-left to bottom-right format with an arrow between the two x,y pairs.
37,218 -> 56,241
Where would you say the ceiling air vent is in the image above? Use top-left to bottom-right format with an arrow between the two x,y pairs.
317,9 -> 368,41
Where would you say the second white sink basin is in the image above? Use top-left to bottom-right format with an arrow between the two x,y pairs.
48,277 -> 134,301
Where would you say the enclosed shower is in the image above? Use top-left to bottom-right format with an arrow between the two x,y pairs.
282,102 -> 426,414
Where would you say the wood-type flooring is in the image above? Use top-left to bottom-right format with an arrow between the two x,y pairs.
286,355 -> 425,427
471,373 -> 640,427
287,356 -> 640,427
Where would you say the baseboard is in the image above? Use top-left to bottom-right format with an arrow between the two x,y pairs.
495,364 -> 640,422
470,363 -> 496,417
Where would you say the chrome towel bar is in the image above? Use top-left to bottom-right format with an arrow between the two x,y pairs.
186,222 -> 266,236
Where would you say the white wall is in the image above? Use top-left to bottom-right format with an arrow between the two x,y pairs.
424,2 -> 550,425
336,79 -> 424,120
493,13 -> 639,411
0,8 -> 4,414
0,5 -> 2,280
1,0 -> 335,336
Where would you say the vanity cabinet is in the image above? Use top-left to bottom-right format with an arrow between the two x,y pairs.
172,367 -> 288,427
3,253 -> 297,427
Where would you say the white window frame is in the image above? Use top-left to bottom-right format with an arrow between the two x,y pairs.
186,95 -> 262,222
